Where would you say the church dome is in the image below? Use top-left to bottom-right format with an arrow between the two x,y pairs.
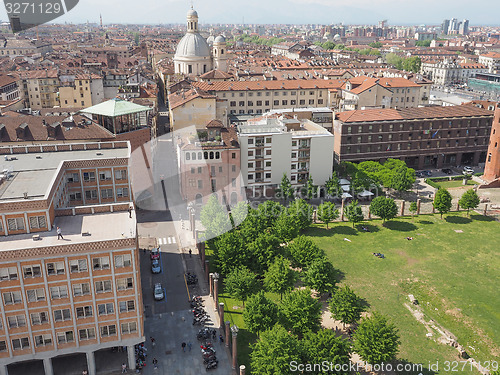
175,32 -> 211,58
187,8 -> 198,17
207,35 -> 215,46
214,35 -> 226,43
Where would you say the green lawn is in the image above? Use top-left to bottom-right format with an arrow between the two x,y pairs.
305,214 -> 500,374
435,179 -> 478,189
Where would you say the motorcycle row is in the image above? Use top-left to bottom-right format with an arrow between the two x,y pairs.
191,296 -> 218,371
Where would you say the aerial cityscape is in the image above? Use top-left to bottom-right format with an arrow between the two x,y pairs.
0,1 -> 498,374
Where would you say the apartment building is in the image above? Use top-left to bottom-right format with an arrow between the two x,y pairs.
18,70 -> 60,110
238,115 -> 334,198
333,105 -> 494,169
478,52 -> 500,74
192,79 -> 344,115
0,39 -> 52,57
59,73 -> 104,108
340,76 -> 426,111
0,141 -> 143,375
177,120 -> 242,206
421,59 -> 488,85
0,74 -> 20,103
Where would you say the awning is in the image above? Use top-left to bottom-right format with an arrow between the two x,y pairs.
339,178 -> 350,185
358,190 -> 374,197
341,185 -> 351,192
342,192 -> 353,198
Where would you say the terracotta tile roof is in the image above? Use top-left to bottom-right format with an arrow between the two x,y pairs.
192,79 -> 344,92
336,105 -> 494,123
0,114 -> 115,142
168,88 -> 216,110
206,119 -> 224,128
17,69 -> 59,79
481,52 -> 500,59
199,70 -> 235,80
459,62 -> 488,69
0,73 -> 19,87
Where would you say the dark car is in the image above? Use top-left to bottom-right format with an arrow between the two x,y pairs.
441,168 -> 453,175
415,171 -> 424,178
422,170 -> 432,177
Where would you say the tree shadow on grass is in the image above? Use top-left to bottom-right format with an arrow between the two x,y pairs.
355,223 -> 380,233
445,215 -> 471,224
332,225 -> 358,236
470,214 -> 496,222
384,220 -> 418,232
418,220 -> 434,225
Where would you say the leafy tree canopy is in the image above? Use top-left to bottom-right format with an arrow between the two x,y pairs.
263,256 -> 297,299
302,329 -> 352,374
224,267 -> 260,305
458,188 -> 480,216
287,235 -> 324,268
329,285 -> 366,327
280,288 -> 322,337
243,291 -> 279,335
369,196 -> 398,223
433,188 -> 453,218
303,257 -> 338,294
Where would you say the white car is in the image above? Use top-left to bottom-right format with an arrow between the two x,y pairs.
154,283 -> 164,301
151,259 -> 161,274
463,166 -> 474,174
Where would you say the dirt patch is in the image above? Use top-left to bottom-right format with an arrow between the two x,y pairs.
396,250 -> 420,266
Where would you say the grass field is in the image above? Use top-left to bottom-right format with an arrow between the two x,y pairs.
435,180 -> 478,189
306,213 -> 500,374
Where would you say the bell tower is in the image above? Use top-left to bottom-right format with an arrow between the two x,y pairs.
483,102 -> 500,184
213,36 -> 228,72
187,6 -> 198,33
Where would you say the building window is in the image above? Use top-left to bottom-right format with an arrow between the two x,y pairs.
27,215 -> 45,229
50,286 -> 68,299
57,331 -> 74,344
309,99 -> 315,105
34,334 -> 52,347
69,192 -> 82,201
54,309 -> 71,322
8,315 -> 26,328
85,190 -> 98,200
70,259 -> 88,273
274,100 -> 279,105
115,170 -> 127,180
0,267 -> 18,281
121,322 -> 137,334
117,277 -> 133,291
0,341 -> 6,352
12,337 -> 29,350
119,300 -> 135,313
100,325 -> 117,337
23,265 -> 41,278
3,291 -> 22,304
31,312 -> 48,325
73,283 -> 90,296
99,171 -> 112,180
91,257 -> 111,272
115,254 -> 132,268
95,280 -> 112,293
67,173 -> 80,183
98,303 -> 114,316
101,188 -> 114,199
7,217 -> 24,231
116,188 -> 129,197
266,149 -> 271,156
83,172 -> 95,182
76,306 -> 93,318
79,328 -> 96,341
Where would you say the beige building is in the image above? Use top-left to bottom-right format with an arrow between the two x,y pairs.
59,74 -> 104,109
0,39 -> 52,57
0,141 -> 143,375
192,79 -> 344,115
18,71 -> 60,110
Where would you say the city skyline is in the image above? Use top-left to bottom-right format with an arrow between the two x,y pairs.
1,0 -> 499,27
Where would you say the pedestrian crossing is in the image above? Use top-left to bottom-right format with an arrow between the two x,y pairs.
158,236 -> 176,245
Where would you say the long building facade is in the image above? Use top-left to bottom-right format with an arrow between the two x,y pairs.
334,105 -> 494,169
0,141 -> 143,375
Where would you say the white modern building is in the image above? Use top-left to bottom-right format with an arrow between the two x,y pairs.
237,116 -> 334,198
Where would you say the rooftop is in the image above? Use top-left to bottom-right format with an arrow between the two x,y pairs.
79,98 -> 151,118
0,211 -> 136,252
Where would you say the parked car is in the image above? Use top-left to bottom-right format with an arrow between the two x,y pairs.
154,283 -> 164,300
151,248 -> 160,260
463,166 -> 474,174
415,171 -> 424,178
422,170 -> 432,177
441,168 -> 453,175
151,259 -> 161,274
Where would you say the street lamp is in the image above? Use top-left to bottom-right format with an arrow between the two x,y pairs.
231,324 -> 239,336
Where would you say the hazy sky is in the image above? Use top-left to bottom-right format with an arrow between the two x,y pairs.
1,0 -> 499,26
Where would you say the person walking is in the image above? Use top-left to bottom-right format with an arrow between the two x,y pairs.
152,358 -> 158,369
57,227 -> 63,240
150,336 -> 156,348
188,249 -> 192,257
181,342 -> 186,352
121,363 -> 127,373
187,342 -> 192,352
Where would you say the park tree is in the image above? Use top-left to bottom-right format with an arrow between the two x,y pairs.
325,174 -> 342,198
344,200 -> 364,228
369,41 -> 383,48
329,285 -> 366,328
409,201 -> 418,218
288,199 -> 313,231
402,56 -> 422,73
239,208 -> 269,243
369,197 -> 398,224
386,53 -> 403,69
390,165 -> 416,193
276,173 -> 295,202
256,200 -> 285,228
213,231 -> 249,274
280,288 -> 322,337
353,313 -> 400,365
230,201 -> 249,228
250,324 -> 301,375
303,176 -> 318,200
302,329 -> 351,374
317,202 -> 339,228
303,257 -> 338,294
322,41 -> 335,50
263,256 -> 297,300
274,211 -> 300,243
224,267 -> 260,306
247,233 -> 283,275
433,188 -> 453,219
200,195 -> 232,240
287,235 -> 324,268
458,188 -> 480,216
243,291 -> 279,336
